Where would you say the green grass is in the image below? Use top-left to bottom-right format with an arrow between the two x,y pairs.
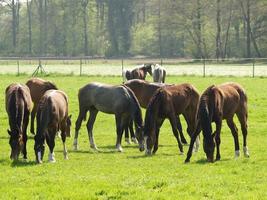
0,75 -> 266,199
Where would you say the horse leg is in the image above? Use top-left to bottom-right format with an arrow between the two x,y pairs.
177,115 -> 187,144
124,122 -> 130,145
185,121 -> 201,163
73,109 -> 87,150
237,111 -> 249,157
152,119 -> 164,154
115,115 -> 124,152
30,104 -> 37,134
46,130 -> 56,163
87,109 -> 98,150
22,112 -> 30,159
129,120 -> 137,144
226,118 -> 240,158
214,120 -> 222,161
61,131 -> 68,160
169,114 -> 183,154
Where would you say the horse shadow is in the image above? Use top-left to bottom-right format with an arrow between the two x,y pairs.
11,160 -> 36,168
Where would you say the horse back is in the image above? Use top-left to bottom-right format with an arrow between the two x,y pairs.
26,78 -> 57,103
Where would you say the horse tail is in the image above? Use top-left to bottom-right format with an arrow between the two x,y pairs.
144,88 -> 164,137
199,86 -> 215,138
16,87 -> 25,134
122,85 -> 143,128
8,91 -> 17,129
37,97 -> 53,136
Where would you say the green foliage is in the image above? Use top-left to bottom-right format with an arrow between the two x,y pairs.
0,75 -> 267,199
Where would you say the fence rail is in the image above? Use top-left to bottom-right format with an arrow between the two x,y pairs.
0,57 -> 266,77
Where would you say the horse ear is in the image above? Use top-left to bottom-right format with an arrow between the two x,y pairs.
7,129 -> 11,135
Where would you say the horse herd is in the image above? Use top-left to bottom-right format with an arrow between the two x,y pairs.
5,64 -> 250,164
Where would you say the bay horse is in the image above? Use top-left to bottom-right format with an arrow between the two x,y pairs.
5,83 -> 32,160
122,64 -> 153,82
34,90 -> 71,163
185,82 -> 249,163
143,83 -> 200,155
73,82 -> 144,152
153,64 -> 166,83
26,78 -> 58,134
124,79 -> 189,145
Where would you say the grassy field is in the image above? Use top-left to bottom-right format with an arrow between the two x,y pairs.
0,74 -> 266,199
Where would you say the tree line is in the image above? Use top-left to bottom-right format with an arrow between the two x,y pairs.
0,0 -> 266,58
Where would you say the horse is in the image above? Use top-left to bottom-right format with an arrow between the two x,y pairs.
26,78 -> 58,135
153,64 -> 166,83
185,82 -> 249,163
34,90 -> 71,164
73,82 -> 144,152
143,83 -> 200,155
122,64 -> 153,83
124,79 -> 189,145
5,83 -> 32,160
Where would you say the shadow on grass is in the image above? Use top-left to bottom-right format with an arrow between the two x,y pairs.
11,160 -> 36,167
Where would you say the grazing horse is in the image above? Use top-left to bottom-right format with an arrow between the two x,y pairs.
26,78 -> 58,134
122,64 -> 153,82
153,64 -> 166,83
125,79 -> 189,145
185,82 -> 249,163
143,84 -> 200,155
5,83 -> 32,160
73,82 -> 144,152
34,90 -> 71,164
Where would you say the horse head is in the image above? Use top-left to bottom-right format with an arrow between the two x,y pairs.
145,64 -> 153,76
8,127 -> 24,160
203,134 -> 215,162
135,124 -> 145,152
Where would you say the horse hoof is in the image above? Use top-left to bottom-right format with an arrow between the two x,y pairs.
184,159 -> 190,163
179,152 -> 184,155
49,159 -> 56,163
235,150 -> 240,158
243,146 -> 250,158
64,156 -> 69,160
131,137 -> 138,144
125,138 -> 131,145
73,145 -> 78,151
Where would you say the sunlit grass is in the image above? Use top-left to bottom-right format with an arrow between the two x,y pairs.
0,75 -> 266,199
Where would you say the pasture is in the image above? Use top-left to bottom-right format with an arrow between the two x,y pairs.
0,74 -> 266,199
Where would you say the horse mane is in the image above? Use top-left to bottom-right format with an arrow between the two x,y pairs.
198,85 -> 216,141
8,87 -> 25,135
144,88 -> 165,137
121,85 -> 143,128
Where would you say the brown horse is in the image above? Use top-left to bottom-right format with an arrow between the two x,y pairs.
73,82 -> 144,152
185,82 -> 249,163
5,83 -> 32,160
143,84 -> 200,155
34,90 -> 71,164
123,64 -> 153,82
26,78 -> 58,134
125,79 -> 188,144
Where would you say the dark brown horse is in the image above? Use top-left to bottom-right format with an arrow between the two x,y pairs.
5,83 -> 32,160
26,78 -> 58,134
122,64 -> 153,82
143,84 -> 200,155
34,90 -> 71,164
125,79 -> 189,144
73,82 -> 144,152
185,82 -> 249,163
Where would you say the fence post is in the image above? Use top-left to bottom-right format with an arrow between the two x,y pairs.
80,59 -> 82,76
203,58 -> 206,77
121,59 -> 124,83
252,58 -> 255,78
17,60 -> 20,76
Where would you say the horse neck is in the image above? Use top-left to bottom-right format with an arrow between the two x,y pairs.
144,91 -> 162,137
123,85 -> 143,128
9,90 -> 25,134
